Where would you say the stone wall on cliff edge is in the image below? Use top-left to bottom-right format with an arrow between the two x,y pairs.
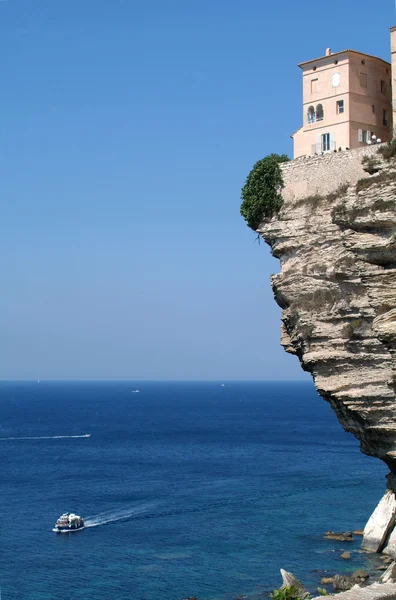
258,144 -> 396,556
281,145 -> 381,201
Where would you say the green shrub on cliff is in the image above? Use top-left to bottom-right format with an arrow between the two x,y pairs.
240,153 -> 289,230
270,586 -> 308,600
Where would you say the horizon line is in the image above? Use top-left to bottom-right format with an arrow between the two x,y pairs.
0,378 -> 311,383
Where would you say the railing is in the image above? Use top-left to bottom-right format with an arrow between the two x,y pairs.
307,114 -> 324,125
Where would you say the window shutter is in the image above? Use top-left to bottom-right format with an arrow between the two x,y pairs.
317,134 -> 321,153
367,131 -> 371,143
358,129 -> 363,142
330,133 -> 335,150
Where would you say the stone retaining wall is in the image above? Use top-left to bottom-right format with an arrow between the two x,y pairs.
281,145 -> 382,201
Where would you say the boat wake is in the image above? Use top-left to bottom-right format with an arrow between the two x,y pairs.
0,434 -> 91,441
84,503 -> 157,528
52,527 -> 85,533
84,495 -> 263,528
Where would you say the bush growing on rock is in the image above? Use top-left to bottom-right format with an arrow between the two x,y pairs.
240,153 -> 289,230
270,586 -> 307,600
378,138 -> 396,160
341,318 -> 366,339
356,169 -> 396,193
361,155 -> 381,174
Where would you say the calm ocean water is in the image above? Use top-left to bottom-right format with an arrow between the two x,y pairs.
0,381 -> 388,600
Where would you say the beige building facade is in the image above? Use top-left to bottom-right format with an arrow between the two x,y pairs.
390,27 -> 396,127
292,47 -> 393,158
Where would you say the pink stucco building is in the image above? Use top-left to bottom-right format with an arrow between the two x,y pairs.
390,26 -> 396,128
292,45 -> 393,158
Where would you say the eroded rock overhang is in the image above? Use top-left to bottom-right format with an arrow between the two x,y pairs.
258,145 -> 396,554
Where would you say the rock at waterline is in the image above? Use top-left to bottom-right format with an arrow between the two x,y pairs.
280,569 -> 310,599
311,582 -> 396,599
324,530 -> 354,542
333,569 -> 369,591
341,551 -> 351,559
379,561 -> 396,584
362,490 -> 396,554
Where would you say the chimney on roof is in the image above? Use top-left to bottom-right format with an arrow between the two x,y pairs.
326,48 -> 332,56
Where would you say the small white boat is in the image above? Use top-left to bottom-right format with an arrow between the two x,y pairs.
54,512 -> 84,532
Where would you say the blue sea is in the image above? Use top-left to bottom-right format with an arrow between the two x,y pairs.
0,381 -> 388,600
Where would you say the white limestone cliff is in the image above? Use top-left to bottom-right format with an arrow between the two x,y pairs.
258,147 -> 396,556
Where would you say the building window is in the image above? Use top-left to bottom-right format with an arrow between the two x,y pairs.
381,80 -> 386,94
316,104 -> 324,121
372,105 -> 376,114
358,129 -> 368,143
322,133 -> 330,152
307,106 -> 315,123
360,73 -> 367,87
311,78 -> 318,93
383,109 -> 389,126
332,72 -> 340,87
336,100 -> 344,114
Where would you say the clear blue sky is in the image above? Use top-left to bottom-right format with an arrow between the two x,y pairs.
1,0 -> 394,380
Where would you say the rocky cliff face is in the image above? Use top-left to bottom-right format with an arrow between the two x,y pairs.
258,153 -> 396,555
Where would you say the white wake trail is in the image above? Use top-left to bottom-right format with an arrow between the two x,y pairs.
85,503 -> 157,528
0,434 -> 91,441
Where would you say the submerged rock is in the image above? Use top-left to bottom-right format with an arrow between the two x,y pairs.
321,577 -> 334,584
382,556 -> 394,564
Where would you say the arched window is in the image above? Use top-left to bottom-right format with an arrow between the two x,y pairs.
316,104 -> 324,121
307,106 -> 315,124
